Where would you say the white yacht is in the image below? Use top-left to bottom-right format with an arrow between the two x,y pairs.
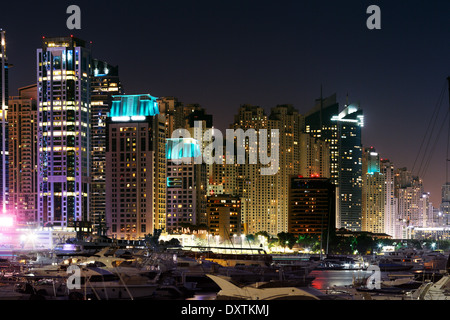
206,274 -> 322,300
409,274 -> 450,300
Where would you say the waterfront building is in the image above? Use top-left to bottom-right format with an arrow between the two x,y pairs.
304,93 -> 339,185
0,30 -> 9,213
37,36 -> 91,227
166,138 -> 207,231
90,59 -> 123,234
105,94 -> 166,240
288,176 -> 336,238
299,132 -> 330,178
8,85 -> 38,225
230,104 -> 274,235
207,194 -> 242,239
268,104 -> 302,234
361,147 -> 385,234
440,182 -> 450,225
380,159 -> 397,237
332,103 -> 364,231
396,172 -> 423,239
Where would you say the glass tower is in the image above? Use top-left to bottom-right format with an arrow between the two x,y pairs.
37,36 -> 91,228
90,59 -> 123,234
0,29 -> 9,214
332,103 -> 364,231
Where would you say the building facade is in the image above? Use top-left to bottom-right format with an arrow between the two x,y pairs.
362,147 -> 386,234
207,194 -> 242,239
0,30 -> 9,214
90,59 -> 123,234
37,36 -> 91,227
8,85 -> 38,225
332,103 -> 364,231
166,138 -> 207,231
288,176 -> 336,238
105,94 -> 166,240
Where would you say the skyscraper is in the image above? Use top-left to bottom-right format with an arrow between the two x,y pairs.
268,104 -> 302,234
230,105 -> 275,235
37,36 -> 91,227
90,59 -> 123,234
396,170 -> 423,239
207,194 -> 242,239
362,147 -> 385,234
304,93 -> 339,185
166,138 -> 207,231
8,85 -> 38,225
288,176 -> 336,238
380,158 -> 397,237
105,94 -> 166,240
0,30 -> 9,214
332,103 -> 364,231
440,182 -> 450,225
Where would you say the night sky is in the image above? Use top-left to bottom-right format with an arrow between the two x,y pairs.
2,0 -> 450,205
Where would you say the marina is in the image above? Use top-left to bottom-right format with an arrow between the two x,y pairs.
0,239 -> 449,301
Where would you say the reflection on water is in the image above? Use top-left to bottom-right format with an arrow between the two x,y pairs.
310,270 -> 372,290
187,293 -> 217,300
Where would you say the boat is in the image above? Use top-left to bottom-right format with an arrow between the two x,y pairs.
376,258 -> 414,271
20,265 -> 160,300
408,274 -> 450,300
206,274 -> 321,300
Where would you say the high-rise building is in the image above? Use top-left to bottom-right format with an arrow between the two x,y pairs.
157,96 -> 184,139
380,159 -> 397,237
440,182 -> 450,225
37,36 -> 91,227
299,133 -> 330,178
304,93 -> 339,185
105,94 -> 166,240
0,30 -> 9,214
288,176 -> 336,238
268,105 -> 302,234
362,147 -> 385,234
166,138 -> 207,231
396,172 -> 423,239
332,103 -> 364,231
230,105 -> 277,235
227,104 -> 301,235
8,85 -> 38,225
207,194 -> 242,239
90,59 -> 123,234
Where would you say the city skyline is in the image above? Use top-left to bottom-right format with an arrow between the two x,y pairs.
1,0 -> 450,207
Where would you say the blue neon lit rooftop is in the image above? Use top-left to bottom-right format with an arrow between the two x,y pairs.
166,138 -> 202,160
109,94 -> 159,118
